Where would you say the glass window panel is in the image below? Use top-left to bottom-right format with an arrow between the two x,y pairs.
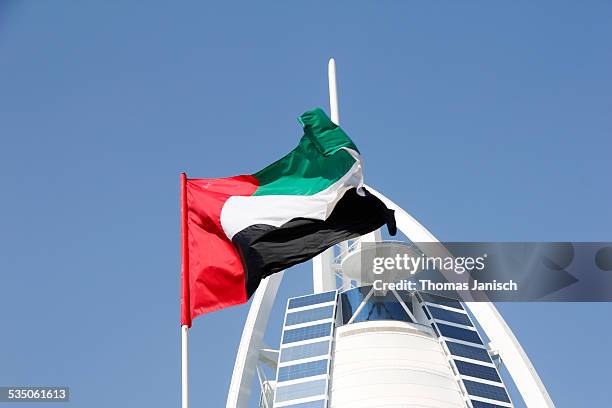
446,342 -> 491,362
428,306 -> 473,326
283,400 -> 327,408
471,400 -> 507,408
282,323 -> 332,344
280,341 -> 330,363
278,359 -> 328,382
420,292 -> 463,310
422,306 -> 431,320
352,299 -> 411,323
289,292 -> 336,309
394,290 -> 414,313
463,380 -> 510,403
437,323 -> 482,344
341,286 -> 371,323
275,379 -> 327,403
341,287 -> 412,324
286,305 -> 335,326
454,360 -> 501,382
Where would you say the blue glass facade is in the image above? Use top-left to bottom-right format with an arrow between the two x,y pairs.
280,401 -> 326,408
274,291 -> 337,408
275,380 -> 328,403
280,341 -> 330,363
471,400 -> 508,408
419,292 -> 463,310
288,292 -> 336,309
422,306 -> 432,320
454,360 -> 501,383
277,359 -> 329,382
285,305 -> 335,326
446,341 -> 492,362
340,286 -> 412,324
463,380 -> 511,403
428,305 -> 473,326
419,292 -> 513,407
437,323 -> 483,344
282,323 -> 333,344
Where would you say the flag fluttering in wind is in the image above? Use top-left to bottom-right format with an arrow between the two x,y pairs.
180,108 -> 396,326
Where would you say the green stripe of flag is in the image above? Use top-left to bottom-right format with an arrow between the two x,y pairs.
252,108 -> 359,196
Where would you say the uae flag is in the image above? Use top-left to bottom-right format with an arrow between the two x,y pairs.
180,108 -> 396,326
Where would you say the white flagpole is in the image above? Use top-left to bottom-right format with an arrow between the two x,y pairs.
182,324 -> 189,408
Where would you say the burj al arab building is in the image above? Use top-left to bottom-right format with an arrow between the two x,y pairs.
224,60 -> 555,408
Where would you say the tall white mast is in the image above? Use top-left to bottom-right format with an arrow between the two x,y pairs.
328,58 -> 340,124
313,58 -> 343,293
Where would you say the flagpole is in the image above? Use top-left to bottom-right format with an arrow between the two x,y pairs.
180,172 -> 190,408
181,324 -> 189,408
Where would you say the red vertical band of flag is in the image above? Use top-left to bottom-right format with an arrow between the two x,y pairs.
180,173 -> 259,327
180,173 -> 191,327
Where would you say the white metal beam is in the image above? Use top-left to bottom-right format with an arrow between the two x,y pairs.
226,273 -> 284,408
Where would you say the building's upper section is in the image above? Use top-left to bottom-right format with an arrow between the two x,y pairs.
269,287 -> 513,408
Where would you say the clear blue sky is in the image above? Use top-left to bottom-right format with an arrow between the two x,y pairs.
1,1 -> 611,407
